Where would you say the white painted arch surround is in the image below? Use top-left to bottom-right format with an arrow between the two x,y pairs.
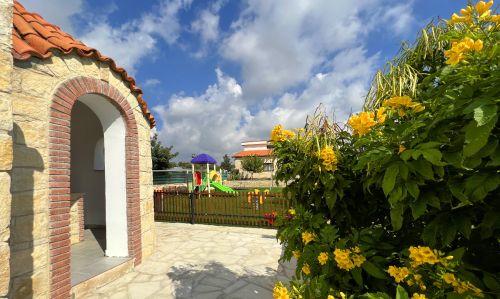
78,94 -> 128,257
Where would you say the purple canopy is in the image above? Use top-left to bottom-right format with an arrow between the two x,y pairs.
191,153 -> 217,165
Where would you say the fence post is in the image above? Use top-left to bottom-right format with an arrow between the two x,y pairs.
190,191 -> 195,224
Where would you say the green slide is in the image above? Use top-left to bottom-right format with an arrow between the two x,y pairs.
210,181 -> 237,193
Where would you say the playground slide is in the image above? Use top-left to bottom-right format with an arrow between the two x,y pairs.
210,181 -> 237,193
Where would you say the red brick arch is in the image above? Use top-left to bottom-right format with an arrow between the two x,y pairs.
48,76 -> 142,298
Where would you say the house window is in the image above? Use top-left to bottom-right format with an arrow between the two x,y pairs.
264,163 -> 274,172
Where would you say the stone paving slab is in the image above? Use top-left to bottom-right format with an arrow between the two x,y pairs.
82,223 -> 295,298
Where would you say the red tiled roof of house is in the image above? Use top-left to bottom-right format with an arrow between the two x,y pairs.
11,1 -> 156,127
233,149 -> 273,158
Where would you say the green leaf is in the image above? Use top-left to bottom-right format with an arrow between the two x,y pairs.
352,267 -> 363,286
399,163 -> 409,181
406,181 -> 420,199
448,182 -> 469,204
443,151 -> 462,167
423,192 -> 441,209
473,104 -> 497,126
483,273 -> 500,291
421,148 -> 446,166
441,221 -> 457,246
464,116 -> 497,157
410,197 -> 426,220
400,150 -> 413,161
448,247 -> 465,261
362,260 -> 387,279
388,186 -> 404,206
390,205 -> 404,231
416,141 -> 442,149
412,159 -> 434,180
325,191 -> 337,210
456,217 -> 472,239
395,285 -> 409,299
382,163 -> 399,196
360,293 -> 391,299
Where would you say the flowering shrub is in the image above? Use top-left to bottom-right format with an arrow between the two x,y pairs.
271,1 -> 499,298
264,211 -> 277,225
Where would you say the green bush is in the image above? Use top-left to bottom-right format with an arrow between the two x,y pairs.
272,2 -> 499,298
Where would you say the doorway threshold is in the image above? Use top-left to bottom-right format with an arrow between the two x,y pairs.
71,229 -> 133,297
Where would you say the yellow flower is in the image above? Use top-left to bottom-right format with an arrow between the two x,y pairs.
474,39 -> 483,52
388,266 -> 410,283
460,6 -> 473,17
318,252 -> 329,265
444,48 -> 464,65
328,296 -> 335,299
292,250 -> 301,259
302,231 -> 315,245
411,294 -> 427,299
334,247 -> 366,271
412,103 -> 425,112
375,107 -> 387,124
339,292 -> 346,299
270,125 -> 294,143
443,273 -> 458,285
348,112 -> 377,136
409,246 -> 440,266
302,263 -> 311,275
491,14 -> 500,23
399,144 -> 406,154
442,273 -> 484,297
445,38 -> 484,65
383,95 -> 412,108
476,0 -> 493,16
479,9 -> 491,20
448,13 -> 471,24
288,209 -> 296,215
319,145 -> 338,172
273,282 -> 290,299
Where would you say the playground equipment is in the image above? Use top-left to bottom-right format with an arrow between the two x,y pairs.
209,170 -> 221,183
191,153 -> 236,194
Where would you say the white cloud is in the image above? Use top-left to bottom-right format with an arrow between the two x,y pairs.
221,0 -> 414,99
20,0 -> 84,35
77,0 -> 192,74
153,0 -> 415,161
379,1 -> 416,36
144,78 -> 161,87
153,69 -> 251,161
154,48 -> 378,161
242,47 -> 379,139
191,10 -> 220,44
190,1 -> 226,58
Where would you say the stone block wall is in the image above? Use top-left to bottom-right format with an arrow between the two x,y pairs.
0,0 -> 13,297
6,52 -> 155,298
69,194 -> 84,245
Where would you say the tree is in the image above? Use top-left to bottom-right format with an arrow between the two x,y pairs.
241,155 -> 264,179
151,134 -> 178,170
220,154 -> 234,171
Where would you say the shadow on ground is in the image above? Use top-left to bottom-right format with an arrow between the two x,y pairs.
167,261 -> 295,299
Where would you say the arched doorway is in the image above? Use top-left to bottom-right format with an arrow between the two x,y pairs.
72,94 -> 129,257
48,77 -> 142,298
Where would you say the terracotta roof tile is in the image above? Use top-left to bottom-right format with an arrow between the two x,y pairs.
12,1 -> 156,127
233,149 -> 273,158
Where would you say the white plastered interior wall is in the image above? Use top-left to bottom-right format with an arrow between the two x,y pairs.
71,101 -> 105,226
78,94 -> 128,257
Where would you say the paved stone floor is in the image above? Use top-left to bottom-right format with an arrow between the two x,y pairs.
82,222 -> 295,298
72,229 -> 131,286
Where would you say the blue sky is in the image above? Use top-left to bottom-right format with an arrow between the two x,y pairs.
22,0 -> 462,161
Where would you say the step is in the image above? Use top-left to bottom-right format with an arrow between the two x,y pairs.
71,258 -> 134,298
